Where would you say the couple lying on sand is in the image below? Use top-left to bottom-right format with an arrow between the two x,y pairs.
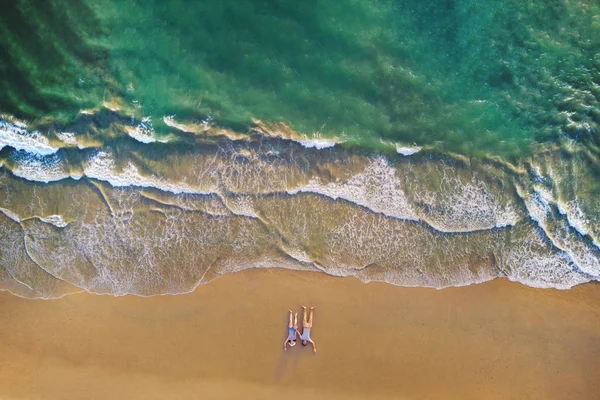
284,306 -> 317,353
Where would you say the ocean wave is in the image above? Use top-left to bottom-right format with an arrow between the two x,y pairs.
163,115 -> 210,134
126,116 -> 170,144
517,184 -> 600,279
2,143 -> 524,233
0,119 -> 597,298
288,157 -> 520,233
296,139 -> 336,149
83,150 -> 207,194
288,157 -> 418,222
0,207 -> 68,228
39,215 -> 69,228
0,119 -> 59,156
55,131 -> 78,146
9,152 -> 80,183
396,145 -> 421,156
0,207 -> 21,222
251,119 -> 344,150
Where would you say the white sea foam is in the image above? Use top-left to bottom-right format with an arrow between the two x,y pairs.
412,169 -> 520,232
519,184 -> 600,279
289,157 -> 518,233
0,119 -> 59,155
355,261 -> 498,289
166,115 -> 337,149
0,122 -> 596,294
396,145 -> 421,156
11,119 -> 27,129
39,215 -> 68,228
557,199 -> 591,237
163,115 -> 212,133
520,186 -> 551,226
127,117 -> 157,143
214,257 -> 315,276
163,115 -> 190,132
295,138 -> 336,149
0,207 -> 21,222
506,254 -> 590,289
502,229 -> 591,289
84,150 -> 205,195
0,212 -> 70,228
288,157 -> 418,222
221,195 -> 258,218
127,129 -> 156,143
10,152 -> 80,183
56,131 -> 78,146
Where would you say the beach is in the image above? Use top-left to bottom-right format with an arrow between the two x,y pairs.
0,268 -> 598,400
1,1 -> 599,399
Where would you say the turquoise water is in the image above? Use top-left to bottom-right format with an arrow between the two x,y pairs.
2,0 -> 599,154
0,0 -> 598,297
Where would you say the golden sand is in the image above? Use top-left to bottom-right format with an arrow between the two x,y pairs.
0,269 -> 599,400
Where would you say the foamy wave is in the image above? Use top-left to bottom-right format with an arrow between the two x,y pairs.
296,138 -> 336,149
0,207 -> 21,222
163,115 -> 212,133
502,226 -> 591,289
213,257 -> 315,277
289,157 -> 518,233
84,151 -> 205,195
55,130 -> 95,149
10,152 -> 80,183
288,157 -> 418,222
396,145 -> 421,156
127,117 -> 158,143
519,184 -> 600,279
0,119 -> 59,156
557,199 -> 591,237
163,115 -> 251,142
412,167 -> 521,232
520,187 -> 551,225
55,131 -> 78,146
250,118 -> 344,150
221,195 -> 259,218
164,115 -> 339,148
39,215 -> 68,228
506,252 -> 590,289
355,261 -> 498,289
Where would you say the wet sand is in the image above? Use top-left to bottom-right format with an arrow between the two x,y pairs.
0,268 -> 599,400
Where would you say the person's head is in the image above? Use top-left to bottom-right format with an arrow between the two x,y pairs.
288,339 -> 297,347
302,340 -> 308,346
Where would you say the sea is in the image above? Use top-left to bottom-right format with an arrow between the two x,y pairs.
0,0 -> 599,298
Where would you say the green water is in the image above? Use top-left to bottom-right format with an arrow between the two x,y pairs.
0,0 -> 599,298
2,0 -> 598,156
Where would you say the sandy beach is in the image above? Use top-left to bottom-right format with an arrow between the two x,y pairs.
0,268 -> 599,400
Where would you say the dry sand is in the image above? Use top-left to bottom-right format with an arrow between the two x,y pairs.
0,268 -> 599,400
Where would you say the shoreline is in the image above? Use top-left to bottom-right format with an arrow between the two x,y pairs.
1,268 -> 599,399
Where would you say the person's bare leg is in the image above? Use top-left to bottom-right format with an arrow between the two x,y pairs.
308,307 -> 315,325
294,312 -> 298,328
288,309 -> 293,328
302,306 -> 308,326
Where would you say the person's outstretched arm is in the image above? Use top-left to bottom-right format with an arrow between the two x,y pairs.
310,340 -> 317,354
283,340 -> 289,351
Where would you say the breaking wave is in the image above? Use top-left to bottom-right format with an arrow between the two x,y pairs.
0,115 -> 598,299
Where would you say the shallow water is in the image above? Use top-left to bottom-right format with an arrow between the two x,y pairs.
0,0 -> 598,297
